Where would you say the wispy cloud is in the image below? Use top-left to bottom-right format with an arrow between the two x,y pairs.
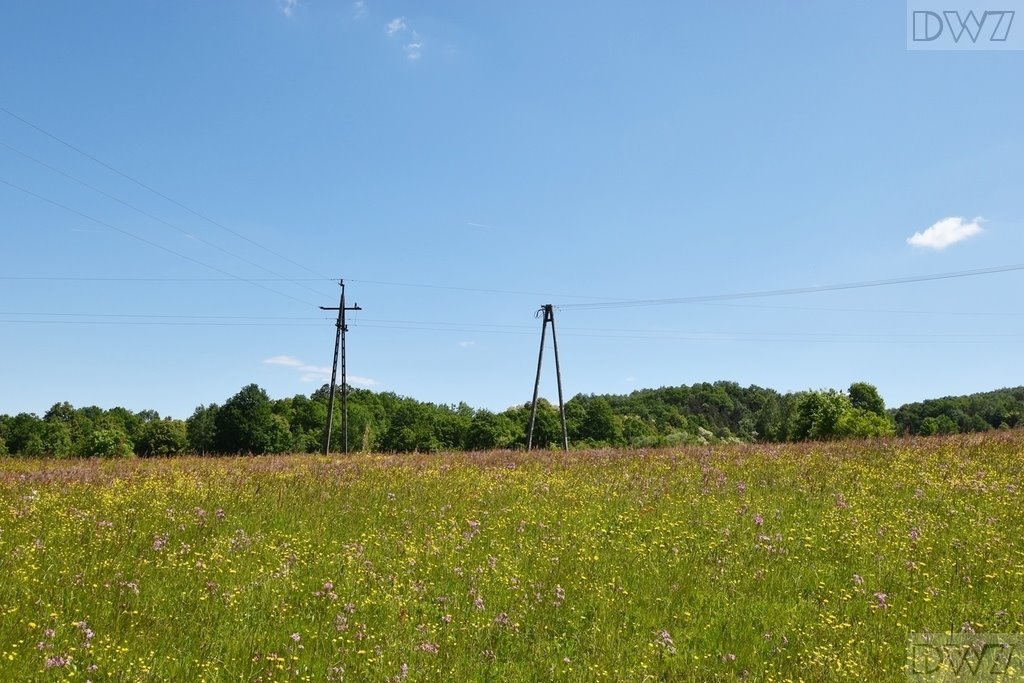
298,364 -> 331,382
404,36 -> 423,61
467,221 -> 502,231
386,17 -> 407,35
280,0 -> 300,17
263,355 -> 303,367
353,0 -> 367,19
385,17 -> 424,60
264,355 -> 377,386
907,216 -> 985,250
458,341 -> 476,348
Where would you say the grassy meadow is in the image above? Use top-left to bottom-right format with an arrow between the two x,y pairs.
2,433 -> 1023,681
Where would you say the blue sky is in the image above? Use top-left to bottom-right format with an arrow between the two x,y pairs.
1,1 -> 1022,419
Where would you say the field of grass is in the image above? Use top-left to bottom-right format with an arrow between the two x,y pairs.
2,432 -> 1023,681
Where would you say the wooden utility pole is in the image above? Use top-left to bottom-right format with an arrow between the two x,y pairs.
320,280 -> 362,455
526,304 -> 569,452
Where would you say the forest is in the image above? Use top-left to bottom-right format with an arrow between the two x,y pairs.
2,381 -> 1022,457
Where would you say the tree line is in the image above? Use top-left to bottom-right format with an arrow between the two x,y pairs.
1,381 -> 1022,457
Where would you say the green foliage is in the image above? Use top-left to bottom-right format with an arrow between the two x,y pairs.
4,381 -> 1024,457
214,385 -> 277,454
791,390 -> 851,441
835,408 -> 896,439
84,427 -> 134,458
894,387 -> 1024,435
465,410 -> 517,450
187,404 -> 219,455
919,415 -> 959,436
136,419 -> 189,456
848,382 -> 886,415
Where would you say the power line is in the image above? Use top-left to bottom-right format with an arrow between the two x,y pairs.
0,177 -> 319,308
555,263 -> 1024,310
1,315 -> 1022,343
345,278 -> 621,301
0,276 -> 335,282
0,320 -> 324,327
0,106 -> 330,280
0,311 -> 327,320
0,275 -> 616,301
0,139 -> 331,298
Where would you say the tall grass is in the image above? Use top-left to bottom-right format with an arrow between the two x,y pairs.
1,433 -> 1022,681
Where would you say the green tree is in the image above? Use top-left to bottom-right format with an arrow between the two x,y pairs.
136,419 -> 189,456
187,404 -> 219,455
835,408 -> 896,439
214,385 -> 279,454
848,382 -> 886,416
84,427 -> 133,457
466,410 -> 517,450
791,390 -> 851,441
581,397 -> 621,445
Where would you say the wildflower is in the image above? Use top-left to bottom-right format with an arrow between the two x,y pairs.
553,584 -> 565,607
874,592 -> 889,608
910,527 -> 920,542
45,655 -> 70,668
493,612 -> 510,627
753,513 -> 764,526
290,633 -> 301,643
481,649 -> 496,661
152,535 -> 168,551
736,481 -> 747,494
654,629 -> 677,655
215,508 -> 226,520
417,641 -> 439,653
852,574 -> 864,586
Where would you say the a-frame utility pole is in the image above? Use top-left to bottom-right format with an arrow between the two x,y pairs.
320,280 -> 362,455
526,304 -> 569,452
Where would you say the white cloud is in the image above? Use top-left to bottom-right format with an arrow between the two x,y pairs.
263,355 -> 303,367
404,36 -> 423,61
353,0 -> 366,19
458,341 -> 476,348
298,364 -> 332,382
467,221 -> 502,231
907,216 -> 984,250
265,355 -> 376,386
280,0 -> 300,17
386,17 -> 407,35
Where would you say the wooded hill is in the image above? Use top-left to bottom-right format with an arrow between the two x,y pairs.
1,382 -> 1022,456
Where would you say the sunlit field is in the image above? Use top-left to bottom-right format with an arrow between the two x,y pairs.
2,433 -> 1023,681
